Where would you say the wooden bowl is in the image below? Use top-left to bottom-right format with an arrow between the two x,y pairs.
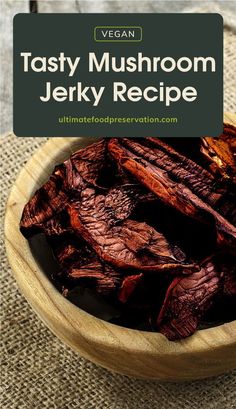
5,113 -> 236,381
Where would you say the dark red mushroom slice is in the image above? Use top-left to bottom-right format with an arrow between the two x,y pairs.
67,186 -> 195,272
43,216 -> 121,296
118,274 -> 144,303
122,137 -> 223,206
67,258 -> 121,295
20,140 -> 107,236
70,139 -> 107,186
156,258 -> 222,340
20,170 -> 68,237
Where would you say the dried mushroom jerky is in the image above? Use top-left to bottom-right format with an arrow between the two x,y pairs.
20,127 -> 236,341
156,258 -> 222,340
68,186 -> 194,272
108,138 -> 236,249
20,140 -> 107,236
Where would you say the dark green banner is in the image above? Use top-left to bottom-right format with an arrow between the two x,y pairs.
14,13 -> 223,137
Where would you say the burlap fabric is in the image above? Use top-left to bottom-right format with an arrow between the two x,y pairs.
1,29 -> 236,409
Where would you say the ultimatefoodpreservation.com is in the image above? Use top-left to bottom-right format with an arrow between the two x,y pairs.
58,116 -> 178,124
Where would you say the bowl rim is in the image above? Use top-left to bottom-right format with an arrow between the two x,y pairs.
4,131 -> 236,360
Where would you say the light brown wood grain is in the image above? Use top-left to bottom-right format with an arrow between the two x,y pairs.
4,115 -> 236,380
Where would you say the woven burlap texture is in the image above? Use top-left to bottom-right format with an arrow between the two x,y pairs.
1,28 -> 236,409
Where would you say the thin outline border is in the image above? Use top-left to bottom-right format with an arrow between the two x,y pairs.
94,26 -> 143,42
